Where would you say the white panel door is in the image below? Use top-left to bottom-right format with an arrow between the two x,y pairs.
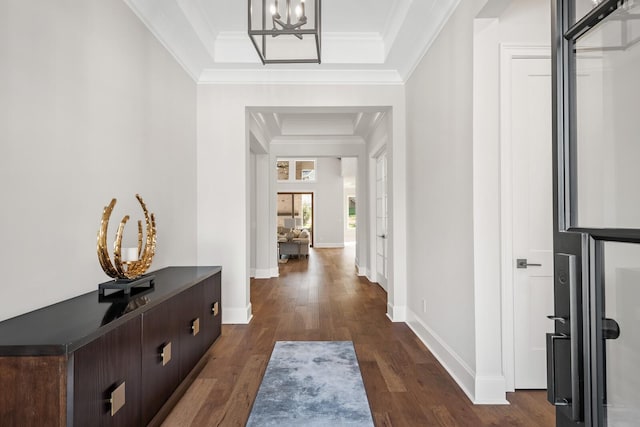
512,57 -> 554,389
376,153 -> 388,287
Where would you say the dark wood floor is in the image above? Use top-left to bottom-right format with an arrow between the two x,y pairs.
162,246 -> 555,426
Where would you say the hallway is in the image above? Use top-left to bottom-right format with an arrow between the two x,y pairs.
163,247 -> 554,426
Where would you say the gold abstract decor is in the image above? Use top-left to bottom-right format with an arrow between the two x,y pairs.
97,194 -> 156,281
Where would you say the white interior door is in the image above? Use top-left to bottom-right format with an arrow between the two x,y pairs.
376,153 -> 388,288
511,57 -> 554,389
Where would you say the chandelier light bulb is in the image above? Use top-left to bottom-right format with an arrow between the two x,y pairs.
270,4 -> 277,15
295,4 -> 302,18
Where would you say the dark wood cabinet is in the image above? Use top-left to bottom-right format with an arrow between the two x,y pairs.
141,300 -> 181,425
177,283 -> 205,379
74,317 -> 142,426
202,274 -> 222,350
0,266 -> 222,426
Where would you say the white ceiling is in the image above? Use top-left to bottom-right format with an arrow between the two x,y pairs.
124,0 -> 460,84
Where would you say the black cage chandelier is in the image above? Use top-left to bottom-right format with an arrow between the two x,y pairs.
248,0 -> 321,64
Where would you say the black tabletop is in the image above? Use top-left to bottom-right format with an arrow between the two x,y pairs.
0,266 -> 221,356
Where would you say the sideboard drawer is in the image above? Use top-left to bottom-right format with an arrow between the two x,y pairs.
141,300 -> 181,425
177,283 -> 205,378
202,274 -> 222,350
73,317 -> 142,426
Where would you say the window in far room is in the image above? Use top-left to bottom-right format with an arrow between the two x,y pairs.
347,196 -> 356,229
277,159 -> 316,182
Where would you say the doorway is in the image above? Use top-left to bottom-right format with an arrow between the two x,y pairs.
277,192 -> 314,246
375,152 -> 388,289
501,46 -> 554,391
510,55 -> 554,389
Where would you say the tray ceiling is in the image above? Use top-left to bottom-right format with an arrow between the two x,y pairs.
124,0 -> 460,84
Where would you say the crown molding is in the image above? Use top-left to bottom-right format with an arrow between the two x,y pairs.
381,0 -> 414,59
398,0 -> 461,81
271,135 -> 365,145
124,0 -> 213,82
198,68 -> 403,85
177,0 -> 218,59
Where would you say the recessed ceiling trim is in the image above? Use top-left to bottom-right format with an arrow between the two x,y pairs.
215,31 -> 384,64
124,0 -> 214,82
381,0 -> 414,59
124,0 -> 462,85
398,0 -> 461,81
199,68 -> 403,85
271,135 -> 366,145
177,0 -> 218,59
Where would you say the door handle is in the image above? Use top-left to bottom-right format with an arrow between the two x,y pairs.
603,318 -> 620,340
516,258 -> 542,268
547,315 -> 567,324
547,253 -> 581,422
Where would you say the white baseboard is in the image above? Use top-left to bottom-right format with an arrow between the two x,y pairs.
406,308 -> 476,403
314,243 -> 345,248
386,303 -> 406,322
356,265 -> 368,277
250,268 -> 255,278
475,376 -> 508,404
222,303 -> 253,324
270,267 -> 280,277
253,268 -> 272,279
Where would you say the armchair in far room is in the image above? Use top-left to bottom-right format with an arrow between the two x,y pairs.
277,226 -> 310,259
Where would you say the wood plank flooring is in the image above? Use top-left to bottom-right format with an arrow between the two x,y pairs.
163,246 -> 555,426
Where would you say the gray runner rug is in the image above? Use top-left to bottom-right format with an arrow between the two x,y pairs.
246,341 -> 374,427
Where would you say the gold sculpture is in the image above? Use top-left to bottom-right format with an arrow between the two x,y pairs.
97,194 -> 156,280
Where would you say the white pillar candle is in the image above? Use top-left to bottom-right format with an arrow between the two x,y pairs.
122,247 -> 138,262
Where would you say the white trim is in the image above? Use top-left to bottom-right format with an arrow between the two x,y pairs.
386,303 -> 406,322
270,267 -> 280,277
475,376 -> 509,404
406,308 -> 476,403
214,31 -> 384,64
380,0 -> 413,60
356,264 -> 369,277
253,268 -> 272,279
499,44 -> 551,392
401,0 -> 462,81
123,0 -> 200,82
198,69 -> 404,85
223,304 -> 253,324
314,243 -> 345,249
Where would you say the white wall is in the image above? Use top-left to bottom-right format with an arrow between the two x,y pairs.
403,0 -> 553,403
0,0 -> 197,322
249,152 -> 257,276
197,85 -> 406,324
277,158 -> 345,248
405,0 -> 484,401
474,0 -> 551,398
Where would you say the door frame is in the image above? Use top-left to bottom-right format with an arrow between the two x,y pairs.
276,191 -> 314,247
499,44 -> 551,392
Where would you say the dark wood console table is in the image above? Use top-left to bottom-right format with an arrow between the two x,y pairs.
0,266 -> 222,426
